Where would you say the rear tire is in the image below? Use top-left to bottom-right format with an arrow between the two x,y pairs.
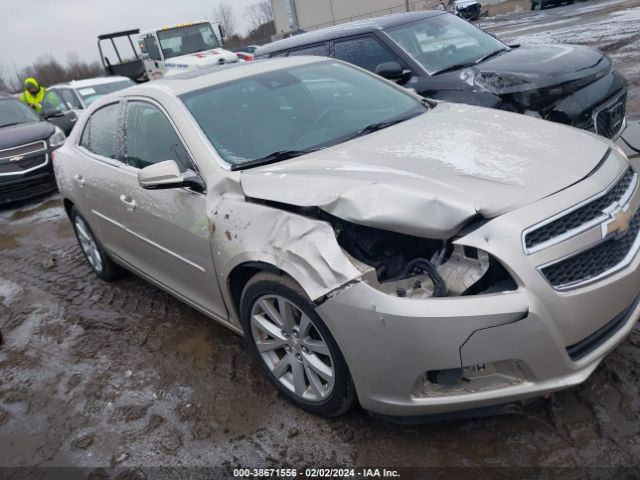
240,272 -> 355,416
70,207 -> 123,281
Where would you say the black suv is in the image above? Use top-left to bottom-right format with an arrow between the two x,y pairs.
0,92 -> 66,204
256,11 -> 627,140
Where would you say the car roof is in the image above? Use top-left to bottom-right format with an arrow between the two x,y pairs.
147,56 -> 331,95
256,10 -> 445,57
50,76 -> 132,89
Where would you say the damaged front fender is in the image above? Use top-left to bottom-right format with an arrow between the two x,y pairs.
209,195 -> 364,319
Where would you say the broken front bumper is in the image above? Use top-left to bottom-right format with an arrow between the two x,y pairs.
317,277 -> 639,417
316,151 -> 640,417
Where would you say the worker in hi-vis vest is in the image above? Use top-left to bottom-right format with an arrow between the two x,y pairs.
20,77 -> 46,112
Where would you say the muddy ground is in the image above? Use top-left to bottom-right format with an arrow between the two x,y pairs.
2,0 -> 640,477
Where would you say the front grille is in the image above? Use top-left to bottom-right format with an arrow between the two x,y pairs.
0,154 -> 47,174
0,140 -> 47,160
566,295 -> 639,361
594,93 -> 626,139
0,141 -> 48,176
525,168 -> 635,251
541,206 -> 640,289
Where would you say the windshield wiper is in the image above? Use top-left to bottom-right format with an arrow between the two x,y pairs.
473,48 -> 509,64
344,110 -> 424,142
231,147 -> 322,171
433,48 -> 508,75
0,122 -> 25,128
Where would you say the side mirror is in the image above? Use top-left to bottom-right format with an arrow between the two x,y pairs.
43,108 -> 65,119
375,62 -> 411,83
138,160 -> 204,191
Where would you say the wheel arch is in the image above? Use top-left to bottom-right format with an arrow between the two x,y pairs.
227,261 -> 289,321
62,197 -> 74,218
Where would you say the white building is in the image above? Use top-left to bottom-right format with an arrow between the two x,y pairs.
271,0 -> 437,37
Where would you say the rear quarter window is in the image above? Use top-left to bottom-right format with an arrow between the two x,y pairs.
80,103 -> 121,160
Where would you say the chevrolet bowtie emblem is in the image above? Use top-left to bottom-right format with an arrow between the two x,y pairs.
606,208 -> 632,236
8,155 -> 24,162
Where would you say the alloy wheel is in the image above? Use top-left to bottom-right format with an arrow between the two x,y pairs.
74,216 -> 103,274
250,294 -> 335,402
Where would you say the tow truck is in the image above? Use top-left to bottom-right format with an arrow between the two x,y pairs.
98,21 -> 239,82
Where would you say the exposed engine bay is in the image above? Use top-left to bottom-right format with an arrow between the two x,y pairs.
325,214 -> 517,299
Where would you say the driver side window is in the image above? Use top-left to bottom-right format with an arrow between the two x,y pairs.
61,89 -> 83,110
43,90 -> 69,114
124,101 -> 191,170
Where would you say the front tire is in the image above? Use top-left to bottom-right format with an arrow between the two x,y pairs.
240,272 -> 355,416
70,207 -> 122,281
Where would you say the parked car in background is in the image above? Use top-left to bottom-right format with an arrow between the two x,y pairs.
47,76 -> 135,115
0,92 -> 65,204
234,51 -> 255,62
39,77 -> 134,135
256,11 -> 627,140
54,57 -> 640,419
453,0 -> 483,20
234,45 -> 260,55
531,0 -> 575,10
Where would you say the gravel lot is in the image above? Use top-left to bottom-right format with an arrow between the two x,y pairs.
1,0 -> 640,476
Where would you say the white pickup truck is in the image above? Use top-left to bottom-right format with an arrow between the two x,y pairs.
98,21 -> 239,82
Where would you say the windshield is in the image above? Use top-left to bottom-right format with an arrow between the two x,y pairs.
385,14 -> 507,75
0,98 -> 41,127
158,24 -> 221,60
75,79 -> 135,106
181,61 -> 426,168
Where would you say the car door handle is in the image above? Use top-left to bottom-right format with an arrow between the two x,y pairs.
73,174 -> 85,187
119,195 -> 137,211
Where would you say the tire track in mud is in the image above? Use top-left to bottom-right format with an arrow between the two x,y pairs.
0,210 -> 356,467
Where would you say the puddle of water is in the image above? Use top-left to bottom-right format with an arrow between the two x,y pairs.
8,199 -> 61,222
175,332 -> 216,369
0,234 -> 18,250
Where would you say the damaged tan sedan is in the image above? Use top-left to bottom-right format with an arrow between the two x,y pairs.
53,57 -> 640,419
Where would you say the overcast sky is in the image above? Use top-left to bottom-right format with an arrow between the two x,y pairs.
0,0 -> 259,73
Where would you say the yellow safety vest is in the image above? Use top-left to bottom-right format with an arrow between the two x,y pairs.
20,78 -> 46,112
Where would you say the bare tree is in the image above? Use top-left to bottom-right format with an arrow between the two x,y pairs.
245,0 -> 275,32
6,53 -> 105,92
213,1 -> 238,39
0,66 -> 12,93
66,52 -> 103,81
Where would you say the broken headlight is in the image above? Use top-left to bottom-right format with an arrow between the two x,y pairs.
332,218 -> 517,298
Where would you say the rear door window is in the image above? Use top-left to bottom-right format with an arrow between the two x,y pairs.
79,103 -> 121,160
333,36 -> 403,72
288,44 -> 329,57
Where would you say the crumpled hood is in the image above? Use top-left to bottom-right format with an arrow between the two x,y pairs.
240,103 -> 611,239
164,49 -> 239,76
463,44 -> 611,95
